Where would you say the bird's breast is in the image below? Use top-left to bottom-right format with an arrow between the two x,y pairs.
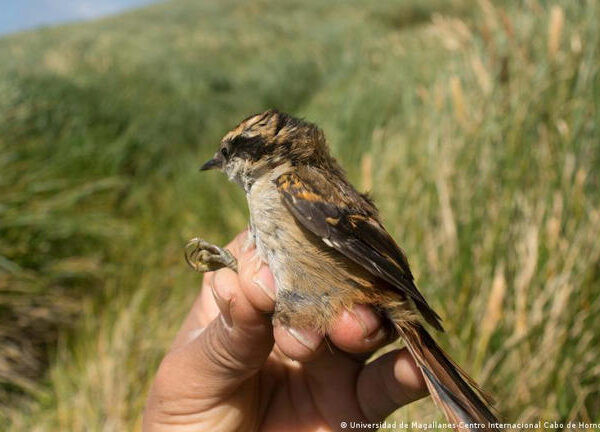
245,174 -> 378,331
246,176 -> 297,275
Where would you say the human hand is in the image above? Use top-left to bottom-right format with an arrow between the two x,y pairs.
143,231 -> 427,432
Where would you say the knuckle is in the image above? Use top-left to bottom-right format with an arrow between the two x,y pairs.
151,353 -> 185,399
203,324 -> 262,374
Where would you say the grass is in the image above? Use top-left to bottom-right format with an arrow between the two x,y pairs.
0,0 -> 599,430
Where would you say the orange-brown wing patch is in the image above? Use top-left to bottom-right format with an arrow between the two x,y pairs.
275,168 -> 443,331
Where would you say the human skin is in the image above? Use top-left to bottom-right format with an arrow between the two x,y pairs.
143,231 -> 428,432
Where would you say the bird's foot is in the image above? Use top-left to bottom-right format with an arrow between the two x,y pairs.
185,237 -> 238,273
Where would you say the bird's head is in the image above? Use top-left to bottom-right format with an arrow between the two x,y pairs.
200,110 -> 330,190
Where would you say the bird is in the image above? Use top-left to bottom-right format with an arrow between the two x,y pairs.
185,109 -> 499,430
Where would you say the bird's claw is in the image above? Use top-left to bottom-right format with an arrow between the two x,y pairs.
184,237 -> 238,273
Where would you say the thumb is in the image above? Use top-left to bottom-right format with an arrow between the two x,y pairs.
145,251 -> 275,421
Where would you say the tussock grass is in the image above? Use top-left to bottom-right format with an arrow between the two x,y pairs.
0,0 -> 598,430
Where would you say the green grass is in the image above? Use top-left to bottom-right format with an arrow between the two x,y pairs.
1,0 -> 599,430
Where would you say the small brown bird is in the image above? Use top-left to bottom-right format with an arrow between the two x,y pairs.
186,109 -> 499,430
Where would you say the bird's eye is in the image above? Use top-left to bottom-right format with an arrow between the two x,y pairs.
221,147 -> 229,158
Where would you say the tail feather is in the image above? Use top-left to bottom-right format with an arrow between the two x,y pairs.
394,321 -> 499,431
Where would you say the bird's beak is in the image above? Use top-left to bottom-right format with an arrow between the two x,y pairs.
199,153 -> 223,171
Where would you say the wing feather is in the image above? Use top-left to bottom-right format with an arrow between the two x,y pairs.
275,168 -> 443,331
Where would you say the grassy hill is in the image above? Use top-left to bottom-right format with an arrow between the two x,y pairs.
1,0 -> 599,430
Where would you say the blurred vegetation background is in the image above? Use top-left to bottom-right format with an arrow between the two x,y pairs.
0,0 -> 599,430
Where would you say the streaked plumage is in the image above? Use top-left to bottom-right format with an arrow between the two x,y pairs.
200,109 -> 499,430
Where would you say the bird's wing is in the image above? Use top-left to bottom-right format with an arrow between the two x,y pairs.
275,167 -> 443,331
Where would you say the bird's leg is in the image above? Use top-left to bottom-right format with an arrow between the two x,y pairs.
185,237 -> 238,273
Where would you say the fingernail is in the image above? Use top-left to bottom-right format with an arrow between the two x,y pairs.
349,305 -> 381,338
286,327 -> 322,351
186,327 -> 206,343
219,313 -> 233,330
364,326 -> 387,343
211,273 -> 233,328
252,265 -> 276,301
254,277 -> 276,301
